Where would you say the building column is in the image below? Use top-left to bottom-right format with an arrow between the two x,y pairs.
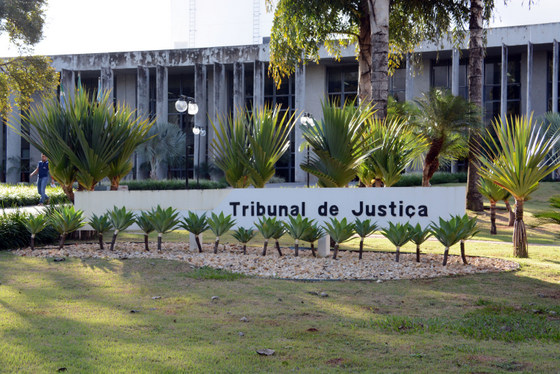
553,40 -> 559,113
100,66 -> 114,100
156,65 -> 168,123
405,53 -> 414,102
233,62 -> 245,116
451,48 -> 460,97
136,66 -> 150,179
294,64 -> 306,183
61,69 -> 75,101
194,63 -> 208,176
526,42 -> 533,115
6,97 -> 21,183
501,44 -> 509,120
209,63 -> 226,150
253,60 -> 265,109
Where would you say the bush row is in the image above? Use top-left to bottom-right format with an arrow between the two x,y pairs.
0,184 -> 67,208
393,172 -> 467,187
119,179 -> 228,191
0,210 -> 59,250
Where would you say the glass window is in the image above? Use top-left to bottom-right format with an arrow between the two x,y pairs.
327,66 -> 359,105
483,57 -> 521,124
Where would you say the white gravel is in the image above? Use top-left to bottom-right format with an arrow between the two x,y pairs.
12,242 -> 520,281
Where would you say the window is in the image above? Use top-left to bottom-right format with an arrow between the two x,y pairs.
327,66 -> 358,105
483,57 -> 521,124
389,68 -> 406,101
431,60 -> 468,99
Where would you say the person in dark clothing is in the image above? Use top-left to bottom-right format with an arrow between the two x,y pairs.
30,154 -> 52,205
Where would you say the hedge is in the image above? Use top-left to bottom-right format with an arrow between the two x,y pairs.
393,172 -> 467,187
0,184 -> 67,208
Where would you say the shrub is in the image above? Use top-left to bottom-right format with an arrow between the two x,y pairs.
393,172 -> 467,187
0,184 -> 67,207
119,179 -> 227,191
0,210 -> 58,250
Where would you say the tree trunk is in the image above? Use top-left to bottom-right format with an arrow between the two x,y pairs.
58,233 -> 67,250
505,200 -> 515,226
99,234 -> 105,250
157,233 -> 162,251
442,246 -> 449,266
358,0 -> 389,118
110,177 -> 120,191
294,239 -> 299,257
195,235 -> 203,252
416,244 -> 420,262
214,237 -> 220,254
359,238 -> 364,260
466,0 -> 485,212
490,201 -> 497,235
422,138 -> 444,187
275,240 -> 283,256
262,239 -> 268,256
30,234 -> 35,251
61,184 -> 74,203
513,199 -> 528,258
332,243 -> 340,259
143,234 -> 149,251
242,244 -> 247,255
460,240 -> 469,265
395,245 -> 400,262
310,242 -> 316,257
110,230 -> 119,251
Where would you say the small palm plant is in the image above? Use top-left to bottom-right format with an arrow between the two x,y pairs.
457,214 -> 479,265
89,213 -> 112,251
284,215 -> 313,257
270,219 -> 285,256
353,218 -> 378,260
207,212 -> 236,254
478,176 -> 510,235
24,214 -> 48,250
135,211 -> 154,251
232,227 -> 257,255
147,206 -> 180,251
323,218 -> 355,259
255,216 -> 278,256
380,222 -> 413,262
107,206 -> 136,251
49,205 -> 85,249
409,223 -> 432,263
180,212 -> 210,253
301,221 -> 324,257
430,216 -> 463,266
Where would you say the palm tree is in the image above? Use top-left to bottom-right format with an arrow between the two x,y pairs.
48,205 -> 85,249
207,212 -> 236,254
232,227 -> 257,255
353,218 -> 378,260
179,212 -> 210,253
147,206 -> 180,251
107,206 -> 136,251
24,214 -> 48,250
323,218 -> 355,260
414,88 -> 481,187
477,115 -> 560,258
136,122 -> 186,179
89,213 -> 113,250
135,211 -> 154,251
380,222 -> 413,263
478,176 -> 509,235
300,100 -> 375,187
409,223 -> 431,263
283,215 -> 313,257
430,216 -> 464,266
301,222 -> 324,258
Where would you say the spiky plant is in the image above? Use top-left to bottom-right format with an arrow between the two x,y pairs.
409,223 -> 432,263
24,214 -> 48,250
179,212 -> 210,253
232,227 -> 257,255
456,214 -> 479,265
534,196 -> 560,226
89,213 -> 112,251
135,211 -> 154,251
283,215 -> 313,257
48,205 -> 85,249
301,221 -> 324,258
255,216 -> 279,256
146,206 -> 179,251
323,218 -> 355,260
430,216 -> 464,266
353,218 -> 378,260
107,206 -> 136,251
380,222 -> 413,262
478,176 -> 510,235
270,219 -> 285,256
207,212 -> 236,254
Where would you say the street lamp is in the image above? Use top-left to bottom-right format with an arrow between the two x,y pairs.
175,95 -> 198,188
300,113 -> 315,187
192,125 -> 207,188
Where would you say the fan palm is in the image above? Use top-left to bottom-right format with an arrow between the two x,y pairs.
147,206 -> 180,251
300,100 -> 375,187
380,222 -> 413,262
49,205 -> 85,249
353,218 -> 378,260
89,213 -> 112,250
478,176 -> 510,235
409,223 -> 431,263
283,215 -> 313,257
430,216 -> 463,266
24,214 -> 48,250
107,206 -> 136,251
207,212 -> 236,254
477,115 -> 560,258
180,212 -> 210,253
301,222 -> 324,258
232,227 -> 257,255
414,88 -> 481,187
323,218 -> 355,259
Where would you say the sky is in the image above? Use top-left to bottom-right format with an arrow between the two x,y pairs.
0,0 -> 559,57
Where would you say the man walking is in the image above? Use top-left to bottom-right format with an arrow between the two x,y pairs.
30,154 -> 52,205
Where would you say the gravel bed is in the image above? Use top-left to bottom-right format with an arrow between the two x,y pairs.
12,242 -> 520,281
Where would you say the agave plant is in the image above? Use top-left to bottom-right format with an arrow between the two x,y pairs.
301,221 -> 324,258
477,115 -> 560,258
49,205 -> 85,249
107,206 -> 136,251
207,212 -> 236,254
232,227 -> 257,255
135,211 -> 154,251
89,213 -> 112,251
353,218 -> 378,260
283,215 -> 313,257
409,223 -> 432,263
255,216 -> 279,256
179,212 -> 210,253
24,214 -> 48,250
270,219 -> 286,256
380,222 -> 413,262
478,176 -> 510,235
147,206 -> 180,251
300,100 -> 375,187
430,216 -> 463,266
323,218 -> 355,260
456,214 -> 479,265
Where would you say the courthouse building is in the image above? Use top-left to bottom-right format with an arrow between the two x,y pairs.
2,22 -> 560,183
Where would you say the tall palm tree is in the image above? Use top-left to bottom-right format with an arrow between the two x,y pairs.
477,116 -> 560,257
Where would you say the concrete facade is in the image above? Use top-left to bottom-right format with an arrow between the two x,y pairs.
4,22 -> 560,183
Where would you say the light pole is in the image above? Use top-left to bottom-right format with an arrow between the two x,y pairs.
192,125 -> 206,188
175,95 -> 198,189
300,113 -> 315,188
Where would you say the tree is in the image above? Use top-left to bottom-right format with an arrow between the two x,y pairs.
0,0 -> 58,115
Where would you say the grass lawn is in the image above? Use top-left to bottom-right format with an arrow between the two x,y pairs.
0,183 -> 559,372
